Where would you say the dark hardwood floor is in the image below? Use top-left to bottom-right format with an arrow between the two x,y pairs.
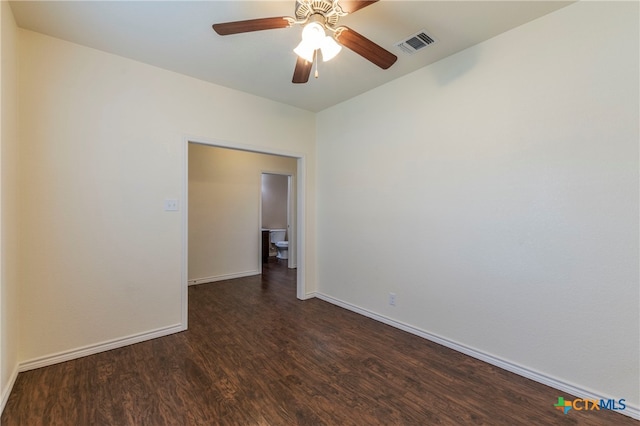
3,259 -> 635,425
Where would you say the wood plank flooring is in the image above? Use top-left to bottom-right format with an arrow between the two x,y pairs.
3,259 -> 636,425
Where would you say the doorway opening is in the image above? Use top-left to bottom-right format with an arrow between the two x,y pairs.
182,138 -> 306,328
261,173 -> 295,270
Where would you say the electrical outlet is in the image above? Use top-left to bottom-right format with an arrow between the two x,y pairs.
389,292 -> 396,306
164,199 -> 179,211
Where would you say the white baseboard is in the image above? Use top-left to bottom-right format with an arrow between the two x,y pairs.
18,323 -> 184,372
312,292 -> 639,421
188,270 -> 260,286
300,292 -> 316,300
0,364 -> 19,415
7,293 -> 637,421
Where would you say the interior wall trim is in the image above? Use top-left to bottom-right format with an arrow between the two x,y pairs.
188,270 -> 260,286
17,324 -> 184,373
0,365 -> 19,415
312,292 -> 639,420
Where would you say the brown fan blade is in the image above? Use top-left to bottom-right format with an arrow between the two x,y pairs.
339,0 -> 379,14
212,17 -> 291,35
292,56 -> 313,84
335,27 -> 397,69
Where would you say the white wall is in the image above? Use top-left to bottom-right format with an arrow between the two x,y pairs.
188,144 -> 297,283
17,29 -> 316,364
317,1 -> 639,409
0,0 -> 20,411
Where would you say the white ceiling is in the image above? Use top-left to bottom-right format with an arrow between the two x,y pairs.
9,0 -> 573,112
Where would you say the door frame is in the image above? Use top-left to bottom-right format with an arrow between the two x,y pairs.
181,136 -> 307,328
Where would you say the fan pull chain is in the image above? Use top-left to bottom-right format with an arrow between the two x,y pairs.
314,50 -> 319,79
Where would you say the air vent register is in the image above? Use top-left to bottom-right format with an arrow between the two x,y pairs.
395,30 -> 435,54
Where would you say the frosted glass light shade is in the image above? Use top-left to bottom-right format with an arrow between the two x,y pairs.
293,40 -> 315,62
301,22 -> 325,46
294,22 -> 342,63
320,36 -> 342,61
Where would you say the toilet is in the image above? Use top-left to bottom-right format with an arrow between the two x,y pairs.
275,241 -> 288,260
269,229 -> 288,260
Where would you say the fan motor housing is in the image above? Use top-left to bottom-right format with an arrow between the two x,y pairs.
295,0 -> 345,27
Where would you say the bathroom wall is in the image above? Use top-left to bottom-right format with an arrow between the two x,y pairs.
262,173 -> 289,231
189,144 -> 297,284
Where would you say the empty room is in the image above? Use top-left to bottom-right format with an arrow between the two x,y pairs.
1,0 -> 638,424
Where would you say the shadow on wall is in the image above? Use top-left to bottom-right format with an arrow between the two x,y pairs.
432,47 -> 478,86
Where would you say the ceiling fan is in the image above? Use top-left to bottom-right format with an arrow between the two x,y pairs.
212,0 -> 398,84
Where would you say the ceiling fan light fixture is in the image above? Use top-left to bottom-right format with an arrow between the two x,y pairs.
294,21 -> 326,62
294,21 -> 341,62
320,35 -> 342,61
301,21 -> 325,46
293,40 -> 316,62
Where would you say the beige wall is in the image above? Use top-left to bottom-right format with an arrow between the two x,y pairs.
0,0 -> 20,411
188,144 -> 297,283
317,1 -> 638,409
16,29 -> 316,365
